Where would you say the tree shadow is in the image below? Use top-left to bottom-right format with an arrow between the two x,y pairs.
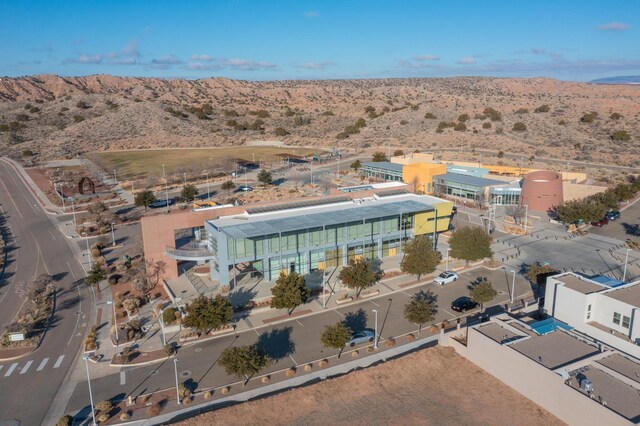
255,326 -> 295,362
229,286 -> 257,309
342,308 -> 368,332
414,290 -> 438,307
52,271 -> 69,282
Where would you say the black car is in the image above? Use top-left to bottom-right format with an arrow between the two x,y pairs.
451,296 -> 478,312
606,210 -> 621,220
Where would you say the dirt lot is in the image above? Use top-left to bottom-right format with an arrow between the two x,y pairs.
179,346 -> 563,426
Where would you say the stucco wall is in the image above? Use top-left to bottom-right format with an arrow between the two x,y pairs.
521,171 -> 563,211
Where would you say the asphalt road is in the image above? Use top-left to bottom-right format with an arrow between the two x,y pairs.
66,267 -> 532,421
0,159 -> 90,426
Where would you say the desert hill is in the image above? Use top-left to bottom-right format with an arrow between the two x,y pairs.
0,74 -> 638,169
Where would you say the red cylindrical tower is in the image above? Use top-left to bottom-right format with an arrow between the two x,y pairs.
521,171 -> 563,211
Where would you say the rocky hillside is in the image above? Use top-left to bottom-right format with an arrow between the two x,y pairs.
0,74 -> 638,167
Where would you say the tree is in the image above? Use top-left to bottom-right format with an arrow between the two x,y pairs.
400,236 -> 441,279
219,345 -> 271,382
497,150 -> 504,159
371,152 -> 388,162
524,262 -> 559,285
320,322 -> 351,357
505,205 -> 526,225
95,399 -> 113,413
449,226 -> 493,265
56,415 -> 73,426
403,291 -> 437,333
86,263 -> 106,287
180,184 -> 199,202
182,294 -> 233,334
393,149 -> 404,156
338,258 -> 381,297
350,160 -> 361,171
134,189 -> 156,211
257,169 -> 273,185
554,199 -> 606,224
469,278 -> 497,312
86,201 -> 115,230
270,271 -> 310,315
221,180 -> 235,195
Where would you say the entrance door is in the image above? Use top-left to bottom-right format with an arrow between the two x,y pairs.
389,247 -> 397,256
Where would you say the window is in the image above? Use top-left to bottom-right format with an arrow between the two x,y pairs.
613,312 -> 621,325
586,304 -> 591,320
622,316 -> 631,329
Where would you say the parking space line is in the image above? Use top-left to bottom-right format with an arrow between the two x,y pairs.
442,309 -> 457,318
5,363 -> 18,377
254,329 -> 261,337
120,371 -> 126,385
295,319 -> 305,327
289,354 -> 297,365
333,310 -> 345,317
20,360 -> 33,374
369,300 -> 380,307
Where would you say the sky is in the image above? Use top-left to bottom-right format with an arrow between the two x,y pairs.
1,0 -> 639,81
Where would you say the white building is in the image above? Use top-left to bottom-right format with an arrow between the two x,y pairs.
545,273 -> 640,357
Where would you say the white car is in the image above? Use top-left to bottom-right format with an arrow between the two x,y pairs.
433,271 -> 458,285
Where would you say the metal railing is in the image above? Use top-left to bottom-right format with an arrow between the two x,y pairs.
165,245 -> 214,260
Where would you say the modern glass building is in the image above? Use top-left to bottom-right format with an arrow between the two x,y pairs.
433,173 -> 509,206
361,162 -> 404,182
205,193 -> 452,287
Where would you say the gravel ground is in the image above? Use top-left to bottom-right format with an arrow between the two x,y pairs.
179,345 -> 564,426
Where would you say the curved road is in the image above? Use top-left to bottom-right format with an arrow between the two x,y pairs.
0,159 -> 90,426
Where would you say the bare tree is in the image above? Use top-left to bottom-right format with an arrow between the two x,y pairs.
506,205 -> 526,224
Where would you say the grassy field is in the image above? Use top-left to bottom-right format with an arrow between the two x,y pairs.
87,147 -> 325,179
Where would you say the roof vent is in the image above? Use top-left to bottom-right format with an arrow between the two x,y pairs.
580,378 -> 593,393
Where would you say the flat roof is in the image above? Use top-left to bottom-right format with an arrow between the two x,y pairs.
604,283 -> 640,308
557,274 -> 606,295
597,353 -> 640,385
568,366 -> 640,422
433,173 -> 508,188
362,161 -> 404,173
476,322 -> 526,344
209,194 -> 437,239
511,330 -> 600,369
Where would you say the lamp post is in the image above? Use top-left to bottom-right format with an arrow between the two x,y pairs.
159,311 -> 167,346
113,169 -> 117,184
57,183 -> 66,211
174,358 -> 181,405
70,197 -> 76,227
510,270 -> 516,304
623,249 -> 632,282
524,204 -> 529,234
106,301 -> 119,354
372,309 -> 379,349
83,233 -> 92,269
446,247 -> 451,271
110,223 -> 116,247
83,355 -> 97,426
205,171 -> 210,199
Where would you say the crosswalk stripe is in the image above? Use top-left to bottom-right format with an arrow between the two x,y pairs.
53,355 -> 64,368
5,363 -> 18,377
20,361 -> 33,374
37,358 -> 49,371
0,366 -> 4,374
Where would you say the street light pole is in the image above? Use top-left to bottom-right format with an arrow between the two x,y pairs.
83,233 -> 92,269
83,355 -> 97,426
372,309 -> 379,349
524,204 -> 529,234
110,223 -> 116,247
58,183 -> 66,211
107,301 -> 119,354
174,358 -> 181,405
206,172 -> 210,199
71,197 -> 76,227
623,249 -> 632,282
510,270 -> 516,304
159,311 -> 167,346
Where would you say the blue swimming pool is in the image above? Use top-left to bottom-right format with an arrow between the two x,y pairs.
530,318 -> 573,335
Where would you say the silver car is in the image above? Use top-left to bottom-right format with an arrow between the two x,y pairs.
433,271 -> 458,285
346,330 -> 375,347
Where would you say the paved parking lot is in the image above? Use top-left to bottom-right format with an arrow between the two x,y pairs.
589,198 -> 640,242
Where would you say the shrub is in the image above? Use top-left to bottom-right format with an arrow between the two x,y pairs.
483,107 -> 502,121
164,344 -> 174,356
119,412 -> 131,421
512,122 -> 527,132
610,112 -> 622,120
366,346 -> 374,353
514,108 -> 529,114
147,402 -> 164,416
424,112 -> 436,119
453,122 -> 466,131
351,350 -> 359,357
204,390 -> 212,399
91,248 -> 101,259
95,399 -> 112,413
580,112 -> 598,123
534,104 -> 550,113
558,119 -> 566,125
261,376 -> 270,383
458,113 -> 469,122
107,275 -> 119,285
385,338 -> 396,347
285,368 -> 296,377
274,127 -> 289,136
322,110 -> 334,116
482,122 -> 491,129
406,333 -> 416,342
611,130 -> 631,142
221,386 -> 230,394
178,382 -> 192,398
400,119 -> 408,125
162,307 -> 177,324
318,359 -> 328,368
304,364 -> 313,371
56,415 -> 73,426
73,115 -> 85,123
97,413 -> 109,423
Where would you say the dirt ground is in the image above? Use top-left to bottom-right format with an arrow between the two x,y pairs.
179,346 -> 564,426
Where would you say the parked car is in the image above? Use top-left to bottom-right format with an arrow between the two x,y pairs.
149,198 -> 176,208
237,185 -> 253,192
433,271 -> 458,285
451,296 -> 478,312
590,217 -> 609,227
606,210 -> 621,220
345,329 -> 375,347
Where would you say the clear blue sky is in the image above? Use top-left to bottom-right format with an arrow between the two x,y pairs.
1,0 -> 639,81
